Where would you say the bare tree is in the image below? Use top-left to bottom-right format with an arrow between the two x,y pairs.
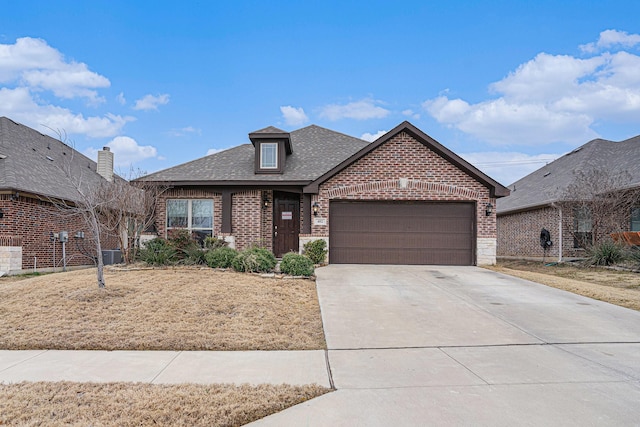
561,169 -> 640,248
99,169 -> 169,264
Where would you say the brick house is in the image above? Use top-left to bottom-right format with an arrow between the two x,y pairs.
497,134 -> 640,261
139,121 -> 508,265
0,117 -> 120,274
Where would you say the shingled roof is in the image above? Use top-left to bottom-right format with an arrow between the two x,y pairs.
137,124 -> 371,184
0,116 -> 112,202
497,134 -> 640,215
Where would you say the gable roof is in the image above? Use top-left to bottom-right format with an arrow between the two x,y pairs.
137,124 -> 370,185
497,135 -> 640,215
304,121 -> 510,197
0,116 -> 112,202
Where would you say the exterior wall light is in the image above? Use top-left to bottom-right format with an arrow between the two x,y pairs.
312,202 -> 320,216
262,195 -> 269,208
485,203 -> 494,216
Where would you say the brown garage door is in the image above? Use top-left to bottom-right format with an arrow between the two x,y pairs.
329,201 -> 475,265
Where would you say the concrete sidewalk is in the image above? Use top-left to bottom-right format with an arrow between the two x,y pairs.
0,349 -> 331,387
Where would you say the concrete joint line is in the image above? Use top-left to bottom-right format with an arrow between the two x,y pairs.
438,347 -> 491,386
0,349 -> 48,373
150,351 -> 182,384
324,349 -> 335,389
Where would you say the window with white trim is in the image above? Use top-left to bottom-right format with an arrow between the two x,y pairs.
166,199 -> 214,243
260,143 -> 278,169
631,207 -> 640,232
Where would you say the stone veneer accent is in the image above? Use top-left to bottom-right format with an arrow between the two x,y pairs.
477,238 -> 497,265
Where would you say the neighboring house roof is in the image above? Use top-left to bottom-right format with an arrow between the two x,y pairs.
304,121 -> 510,197
0,116 -> 111,202
497,135 -> 640,215
137,124 -> 370,184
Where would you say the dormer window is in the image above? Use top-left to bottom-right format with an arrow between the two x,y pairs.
260,142 -> 278,169
249,126 -> 292,174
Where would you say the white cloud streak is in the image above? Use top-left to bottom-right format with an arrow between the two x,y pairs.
86,136 -> 158,167
580,29 -> 640,53
133,93 -> 170,111
319,98 -> 390,121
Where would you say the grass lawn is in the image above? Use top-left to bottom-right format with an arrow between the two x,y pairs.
0,266 -> 329,425
0,266 -> 326,350
0,382 -> 328,426
486,259 -> 640,311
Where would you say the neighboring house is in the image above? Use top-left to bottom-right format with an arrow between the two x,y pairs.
0,117 -> 120,274
138,121 -> 509,265
497,134 -> 640,261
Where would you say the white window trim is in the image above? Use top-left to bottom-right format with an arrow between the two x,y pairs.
166,199 -> 214,236
260,142 -> 278,169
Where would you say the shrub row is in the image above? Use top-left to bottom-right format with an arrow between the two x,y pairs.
138,233 -> 328,276
586,240 -> 640,267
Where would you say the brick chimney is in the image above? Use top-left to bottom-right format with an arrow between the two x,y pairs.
97,146 -> 114,182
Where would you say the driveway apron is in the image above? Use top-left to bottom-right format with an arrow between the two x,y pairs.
251,264 -> 640,426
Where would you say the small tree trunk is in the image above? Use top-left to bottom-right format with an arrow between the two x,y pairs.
91,212 -> 106,289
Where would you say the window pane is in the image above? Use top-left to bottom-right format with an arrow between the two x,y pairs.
261,143 -> 277,168
192,200 -> 213,228
632,207 -> 640,232
167,200 -> 188,228
574,207 -> 592,232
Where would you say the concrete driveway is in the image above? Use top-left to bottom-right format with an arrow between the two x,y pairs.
252,264 -> 640,426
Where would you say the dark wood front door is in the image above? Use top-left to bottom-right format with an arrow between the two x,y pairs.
273,192 -> 300,257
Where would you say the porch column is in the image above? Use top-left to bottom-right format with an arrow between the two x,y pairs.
302,194 -> 312,234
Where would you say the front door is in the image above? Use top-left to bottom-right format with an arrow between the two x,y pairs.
273,192 -> 300,257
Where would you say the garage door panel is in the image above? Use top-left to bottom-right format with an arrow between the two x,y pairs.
329,201 -> 474,265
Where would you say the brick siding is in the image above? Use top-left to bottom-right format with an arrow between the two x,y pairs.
311,131 -> 495,244
0,194 -> 118,271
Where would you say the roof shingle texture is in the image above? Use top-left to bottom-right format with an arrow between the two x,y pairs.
0,116 -> 110,202
138,124 -> 371,183
497,135 -> 640,214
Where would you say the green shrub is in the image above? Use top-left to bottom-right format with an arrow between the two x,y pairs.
586,240 -> 625,266
181,245 -> 207,265
232,247 -> 277,273
139,238 -> 177,266
625,246 -> 640,267
203,236 -> 227,249
280,252 -> 315,276
205,247 -> 238,268
303,239 -> 328,264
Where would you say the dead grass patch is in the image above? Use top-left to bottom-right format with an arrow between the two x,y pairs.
0,381 -> 329,426
0,267 -> 326,350
486,260 -> 640,311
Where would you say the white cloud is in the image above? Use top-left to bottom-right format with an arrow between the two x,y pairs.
116,92 -> 126,105
0,87 -> 133,138
424,32 -> 640,147
169,126 -> 201,137
402,109 -> 420,120
361,130 -> 387,142
86,136 -> 158,167
580,29 -> 640,53
460,151 -> 561,185
133,93 -> 170,111
0,37 -> 110,102
319,98 -> 390,121
280,105 -> 309,126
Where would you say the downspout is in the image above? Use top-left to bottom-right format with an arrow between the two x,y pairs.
552,203 -> 563,263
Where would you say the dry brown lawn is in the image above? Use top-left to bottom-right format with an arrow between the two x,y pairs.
0,381 -> 329,426
486,260 -> 640,311
0,266 -> 326,350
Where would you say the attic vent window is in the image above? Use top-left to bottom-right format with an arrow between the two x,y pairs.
260,143 -> 278,169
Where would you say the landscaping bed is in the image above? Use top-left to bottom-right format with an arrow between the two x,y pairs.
486,259 -> 640,311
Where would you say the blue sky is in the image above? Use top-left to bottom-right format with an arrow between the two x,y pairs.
1,0 -> 639,185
